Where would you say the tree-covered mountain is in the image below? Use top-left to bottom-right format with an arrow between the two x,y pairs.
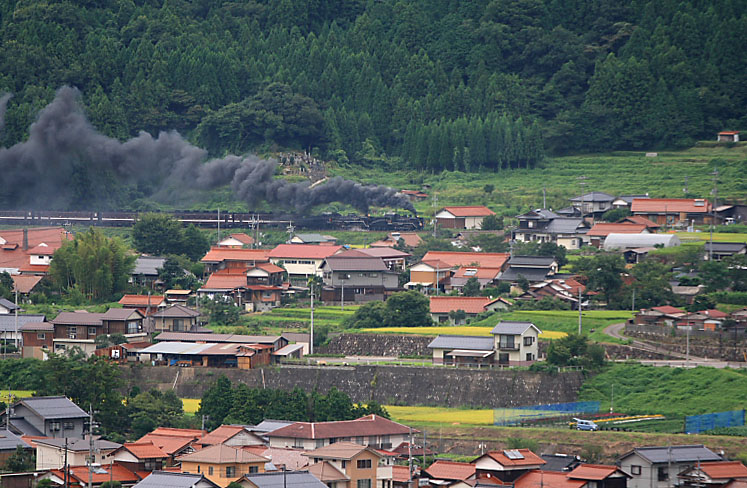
1,0 -> 745,171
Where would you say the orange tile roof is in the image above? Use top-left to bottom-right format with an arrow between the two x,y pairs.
424,460 -> 476,481
622,215 -> 661,228
307,461 -> 349,482
430,296 -> 491,314
303,441 -> 376,460
587,223 -> 649,237
255,262 -> 285,273
568,464 -> 622,480
177,444 -> 268,464
223,233 -> 255,245
701,309 -> 729,319
651,306 -> 686,315
201,247 -> 270,263
514,471 -> 585,488
268,244 -> 344,259
453,267 -> 503,279
482,449 -> 546,467
699,461 -> 747,480
0,227 -> 72,270
392,465 -> 411,483
631,198 -> 711,214
122,441 -> 168,459
267,414 -> 414,440
200,425 -> 246,446
137,434 -> 197,455
119,295 -> 166,307
440,206 -> 496,217
422,251 -> 509,268
203,272 -> 247,290
28,244 -> 55,255
50,463 -> 141,485
19,264 -> 50,273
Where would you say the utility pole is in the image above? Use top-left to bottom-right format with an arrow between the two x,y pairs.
709,168 -> 718,261
422,430 -> 427,470
217,208 -> 221,243
542,185 -> 546,209
432,193 -> 438,238
578,285 -> 582,335
631,288 -> 636,312
309,268 -> 315,355
87,405 -> 99,488
64,437 -> 69,488
14,287 -> 19,350
610,384 -> 614,413
408,427 -> 413,488
340,277 -> 344,312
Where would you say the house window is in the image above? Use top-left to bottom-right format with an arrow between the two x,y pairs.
341,461 -> 347,469
225,466 -> 236,478
197,465 -> 201,473
498,353 -> 509,364
249,466 -> 258,474
127,321 -> 140,334
293,438 -> 304,448
357,480 -> 371,488
37,333 -> 46,340
523,336 -> 534,346
208,467 -> 214,475
50,421 -> 61,431
173,319 -> 184,331
63,422 -> 74,430
68,327 -> 77,339
658,467 -> 668,481
316,440 -> 325,449
357,459 -> 372,469
381,435 -> 391,449
499,335 -> 515,349
631,466 -> 641,475
526,353 -> 534,361
88,327 -> 97,336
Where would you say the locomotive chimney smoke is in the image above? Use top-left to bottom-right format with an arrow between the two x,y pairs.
0,93 -> 12,133
0,86 -> 415,214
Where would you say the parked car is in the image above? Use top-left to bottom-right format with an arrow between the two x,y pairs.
573,418 -> 598,431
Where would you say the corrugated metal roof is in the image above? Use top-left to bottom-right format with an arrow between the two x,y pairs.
133,256 -> 167,276
139,342 -> 217,355
156,331 -> 279,344
626,445 -> 721,463
428,335 -> 494,350
272,343 -> 305,356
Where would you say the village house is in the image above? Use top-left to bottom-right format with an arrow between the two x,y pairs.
516,278 -> 586,306
448,266 -> 503,291
408,251 -> 510,293
217,233 -> 255,248
400,189 -> 429,202
131,256 -> 167,289
355,247 -> 410,272
513,464 -> 630,488
19,320 -> 53,359
165,289 -> 193,305
289,233 -> 338,245
0,396 -> 89,438
240,445 -> 309,472
513,210 -> 589,250
498,256 -> 558,285
717,131 -> 740,142
265,415 -> 414,451
201,248 -> 271,275
0,313 -> 46,348
633,306 -> 686,327
370,232 -> 423,249
435,206 -> 495,230
612,195 -> 650,210
422,459 -> 476,486
239,472 -> 327,488
36,437 -> 121,470
304,442 -> 385,488
178,444 -> 268,487
11,274 -> 44,297
133,471 -> 220,488
0,298 -> 20,315
268,244 -> 343,284
42,462 -> 142,487
570,192 -> 615,217
0,430 -> 32,466
429,296 -> 492,324
137,341 -> 273,369
678,461 -> 747,488
138,427 -> 206,466
631,198 -> 713,226
428,321 -> 540,366
0,227 -> 72,276
619,215 -> 661,230
472,449 -> 546,482
704,242 -> 747,261
196,425 -> 266,449
405,259 -> 453,293
618,444 -> 722,488
152,305 -> 201,332
106,441 -> 170,472
321,251 -> 400,303
119,294 -> 167,316
199,263 -> 285,312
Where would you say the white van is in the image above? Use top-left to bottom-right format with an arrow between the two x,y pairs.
574,418 -> 598,431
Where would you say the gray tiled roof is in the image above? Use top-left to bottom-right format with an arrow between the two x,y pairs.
9,419 -> 42,436
509,256 -> 556,267
152,304 -> 200,318
546,218 -> 586,234
490,321 -> 539,335
570,192 -> 615,202
36,437 -> 121,451
0,429 -> 31,451
101,308 -> 143,321
133,256 -> 167,276
498,268 -> 550,282
50,311 -> 104,326
704,242 -> 747,253
0,298 -> 20,311
293,234 -> 336,243
427,335 -> 494,350
20,396 -> 88,420
624,445 -> 721,464
243,471 -> 327,488
133,471 -> 218,488
0,314 -> 46,332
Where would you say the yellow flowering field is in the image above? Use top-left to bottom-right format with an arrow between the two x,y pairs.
0,390 -> 34,402
181,398 -> 201,414
386,405 -> 494,425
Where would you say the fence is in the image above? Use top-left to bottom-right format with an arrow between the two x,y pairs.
685,409 -> 745,434
494,401 -> 600,426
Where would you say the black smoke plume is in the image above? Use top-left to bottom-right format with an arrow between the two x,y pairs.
0,86 -> 415,213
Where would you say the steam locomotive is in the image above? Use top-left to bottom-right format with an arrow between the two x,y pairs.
0,210 -> 424,232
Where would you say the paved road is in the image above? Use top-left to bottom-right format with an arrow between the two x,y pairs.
604,322 -> 746,368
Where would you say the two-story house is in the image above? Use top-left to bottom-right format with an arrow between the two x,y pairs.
304,442 -> 384,488
201,248 -> 271,275
570,192 -> 615,217
265,415 -> 414,451
19,320 -> 53,359
513,210 -> 589,250
355,248 -> 410,272
427,321 -> 541,366
178,444 -> 268,487
321,252 -> 399,303
101,308 -> 146,336
36,437 -> 121,470
618,445 -> 722,488
1,396 -> 89,438
631,198 -> 713,226
107,441 -> 170,473
435,206 -> 495,230
50,311 -> 105,355
268,244 -> 343,285
498,256 -> 558,285
152,305 -> 201,332
472,449 -> 546,482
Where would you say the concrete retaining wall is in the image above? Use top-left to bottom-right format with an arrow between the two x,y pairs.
317,334 -> 433,357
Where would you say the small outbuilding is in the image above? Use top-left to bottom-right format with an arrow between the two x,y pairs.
603,233 -> 680,250
717,131 -> 740,142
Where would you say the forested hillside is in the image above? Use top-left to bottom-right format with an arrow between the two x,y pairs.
1,0 -> 745,172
